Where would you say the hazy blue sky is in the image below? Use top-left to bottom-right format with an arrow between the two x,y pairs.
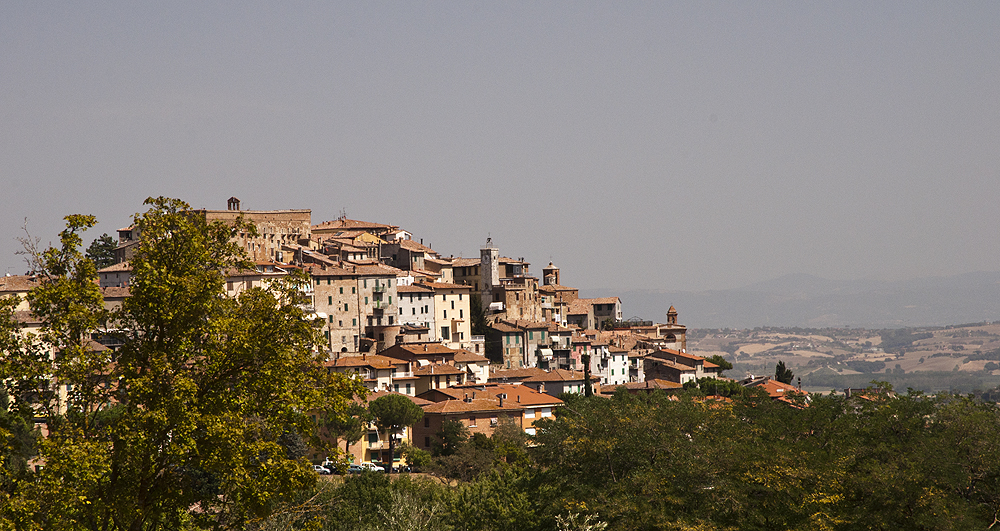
3,2 -> 999,293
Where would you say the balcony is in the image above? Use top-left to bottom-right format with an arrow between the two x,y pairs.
372,284 -> 388,293
372,300 -> 385,311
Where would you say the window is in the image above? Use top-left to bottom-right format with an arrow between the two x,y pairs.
424,436 -> 431,447
339,287 -> 344,294
364,280 -> 367,288
529,331 -> 533,340
393,384 -> 399,392
443,310 -> 447,319
406,383 -> 411,394
525,408 -> 535,419
459,293 -> 462,300
352,287 -> 356,294
459,309 -> 463,318
424,417 -> 430,427
328,316 -> 333,323
412,308 -> 416,315
388,296 -> 392,304
344,303 -> 349,311
389,316 -> 393,325
328,296 -> 332,305
352,318 -> 357,326
365,297 -> 368,304
469,416 -> 477,427
450,301 -> 454,310
441,327 -> 450,340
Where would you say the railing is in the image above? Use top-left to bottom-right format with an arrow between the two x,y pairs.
372,300 -> 384,310
372,284 -> 388,293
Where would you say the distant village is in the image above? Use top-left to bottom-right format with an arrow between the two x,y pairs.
2,197 -> 800,467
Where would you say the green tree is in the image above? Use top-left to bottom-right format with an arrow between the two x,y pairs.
3,198 -> 365,530
85,233 -> 117,270
321,402 -> 370,463
775,360 -> 794,384
432,419 -> 469,457
369,394 -> 424,473
703,354 -> 733,374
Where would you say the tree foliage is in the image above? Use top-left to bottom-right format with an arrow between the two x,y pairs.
84,233 -> 117,270
775,360 -> 794,384
369,394 -> 424,472
1,198 -> 365,530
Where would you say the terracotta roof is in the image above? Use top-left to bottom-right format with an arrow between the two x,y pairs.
397,284 -> 435,294
381,343 -> 462,360
395,239 -> 436,253
567,300 -> 592,315
325,354 -> 403,370
313,218 -> 396,231
523,369 -> 596,383
350,263 -> 402,276
304,263 -> 357,276
490,322 -> 522,334
579,297 -> 620,306
745,378 -> 802,398
450,258 -> 480,268
97,262 -> 133,273
425,282 -> 472,291
650,348 -> 706,363
414,364 -> 465,376
502,319 -> 548,330
488,367 -> 549,381
0,275 -> 41,293
489,383 -> 564,406
452,350 -> 489,363
421,399 -> 519,414
615,379 -> 684,391
538,284 -> 577,293
101,286 -> 131,298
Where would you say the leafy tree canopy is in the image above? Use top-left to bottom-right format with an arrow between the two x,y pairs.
1,198 -> 365,530
775,360 -> 794,384
84,233 -> 116,270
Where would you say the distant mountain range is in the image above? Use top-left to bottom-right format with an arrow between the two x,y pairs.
589,272 -> 1000,329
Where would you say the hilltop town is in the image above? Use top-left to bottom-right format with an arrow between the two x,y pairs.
6,197 -> 1000,531
2,197 -> 750,466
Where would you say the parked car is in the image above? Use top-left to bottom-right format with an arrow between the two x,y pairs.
346,464 -> 364,474
358,462 -> 385,473
313,464 -> 331,475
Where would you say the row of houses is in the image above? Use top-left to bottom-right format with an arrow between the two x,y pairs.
1,197 -> 738,468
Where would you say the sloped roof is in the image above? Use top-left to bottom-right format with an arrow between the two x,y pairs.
0,275 -> 40,293
414,364 -> 465,376
325,354 -> 404,370
488,367 -> 549,381
97,262 -> 132,273
452,350 -> 489,363
523,369 -> 597,383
